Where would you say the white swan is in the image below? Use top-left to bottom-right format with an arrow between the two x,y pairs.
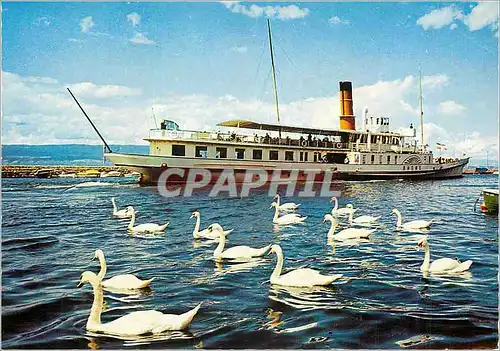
348,211 -> 380,225
127,206 -> 168,233
323,214 -> 374,241
273,194 -> 300,212
190,210 -> 233,239
330,197 -> 357,216
417,236 -> 472,274
111,197 -> 135,218
209,224 -> 271,260
392,209 -> 434,230
270,202 -> 307,225
268,244 -> 342,287
78,271 -> 201,335
94,249 -> 154,290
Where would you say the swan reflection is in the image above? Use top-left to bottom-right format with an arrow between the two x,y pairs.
214,257 -> 267,275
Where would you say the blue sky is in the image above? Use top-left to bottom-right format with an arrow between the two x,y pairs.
1,2 -> 498,160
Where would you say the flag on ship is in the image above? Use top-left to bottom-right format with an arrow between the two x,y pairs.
436,142 -> 447,150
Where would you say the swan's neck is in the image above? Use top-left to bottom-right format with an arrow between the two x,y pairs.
422,244 -> 430,272
96,254 -> 107,281
128,211 -> 135,229
332,198 -> 338,212
213,232 -> 226,258
348,211 -> 353,222
271,249 -> 284,281
327,220 -> 337,238
87,281 -> 103,328
275,196 -> 280,207
395,212 -> 402,227
273,206 -> 279,222
111,199 -> 117,213
193,216 -> 200,235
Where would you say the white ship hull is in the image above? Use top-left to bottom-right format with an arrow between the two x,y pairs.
106,152 -> 468,185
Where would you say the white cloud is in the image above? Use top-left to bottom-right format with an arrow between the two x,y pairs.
416,5 -> 463,30
127,12 -> 141,27
129,32 -> 155,45
231,46 -> 248,54
68,82 -> 142,98
80,16 -> 95,33
223,2 -> 309,20
463,2 -> 499,31
421,74 -> 449,90
328,16 -> 350,25
35,16 -> 51,26
437,100 -> 466,115
417,3 -> 499,37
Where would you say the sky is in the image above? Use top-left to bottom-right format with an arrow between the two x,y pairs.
1,1 -> 499,161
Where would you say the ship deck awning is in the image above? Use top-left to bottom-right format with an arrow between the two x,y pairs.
217,119 -> 401,137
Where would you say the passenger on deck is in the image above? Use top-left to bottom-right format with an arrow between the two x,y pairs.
254,133 -> 259,143
264,133 -> 271,144
307,133 -> 312,144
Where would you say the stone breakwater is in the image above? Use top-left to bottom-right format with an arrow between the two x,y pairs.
1,165 -> 133,178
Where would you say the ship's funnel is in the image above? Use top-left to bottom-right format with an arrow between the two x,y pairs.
339,81 -> 356,130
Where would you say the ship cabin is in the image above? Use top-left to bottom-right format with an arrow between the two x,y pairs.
145,116 -> 435,167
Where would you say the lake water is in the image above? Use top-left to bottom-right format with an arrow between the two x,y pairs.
1,174 -> 498,349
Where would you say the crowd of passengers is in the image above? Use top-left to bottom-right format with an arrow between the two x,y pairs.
218,132 -> 343,148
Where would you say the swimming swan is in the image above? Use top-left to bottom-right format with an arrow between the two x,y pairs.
417,236 -> 472,274
273,194 -> 300,211
127,206 -> 169,233
111,197 -> 136,218
209,224 -> 271,260
190,210 -> 233,239
268,244 -> 343,287
392,209 -> 434,230
78,271 -> 201,335
94,249 -> 154,290
330,197 -> 357,216
323,214 -> 374,241
270,202 -> 307,225
348,211 -> 381,225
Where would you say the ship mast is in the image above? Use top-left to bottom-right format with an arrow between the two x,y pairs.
267,19 -> 282,140
418,67 -> 424,150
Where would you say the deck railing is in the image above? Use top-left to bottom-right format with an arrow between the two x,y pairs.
149,129 -> 350,149
148,129 -> 420,154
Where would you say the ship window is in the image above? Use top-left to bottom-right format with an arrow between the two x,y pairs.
379,155 -> 383,163
172,144 -> 185,156
371,155 -> 375,164
304,152 -> 308,162
300,152 -> 304,162
195,146 -> 208,158
285,151 -> 294,161
362,155 -> 366,164
216,147 -> 227,159
394,155 -> 398,164
269,150 -> 279,160
387,155 -> 391,163
253,149 -> 263,160
235,148 -> 245,160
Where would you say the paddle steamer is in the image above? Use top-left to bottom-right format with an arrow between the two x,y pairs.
102,20 -> 468,185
